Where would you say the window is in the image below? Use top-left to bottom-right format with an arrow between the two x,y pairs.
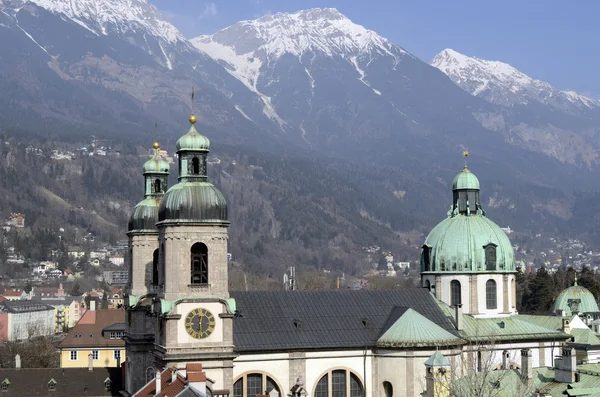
233,373 -> 281,397
383,382 -> 393,397
70,351 -> 78,361
424,280 -> 431,291
485,244 -> 497,271
486,279 -> 497,310
450,280 -> 461,307
109,331 -> 123,340
313,370 -> 363,397
1,380 -> 9,391
92,350 -> 99,360
191,243 -> 208,285
154,179 -> 162,194
422,246 -> 431,271
104,378 -> 111,392
114,350 -> 121,361
192,157 -> 200,175
48,380 -> 56,392
152,249 -> 159,286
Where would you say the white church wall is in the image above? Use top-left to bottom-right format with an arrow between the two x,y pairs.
304,350 -> 372,397
233,353 -> 290,393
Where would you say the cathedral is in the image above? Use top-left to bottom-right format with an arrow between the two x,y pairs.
125,116 -> 576,397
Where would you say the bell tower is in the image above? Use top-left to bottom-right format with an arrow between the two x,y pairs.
154,115 -> 235,393
125,142 -> 169,394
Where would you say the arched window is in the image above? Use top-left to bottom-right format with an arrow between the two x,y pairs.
152,249 -> 159,286
154,179 -> 162,193
191,243 -> 208,285
485,244 -> 497,271
451,280 -> 461,307
233,373 -> 281,397
424,280 -> 431,291
422,246 -> 431,271
192,157 -> 200,175
486,279 -> 497,309
145,367 -> 155,383
383,381 -> 393,397
313,370 -> 363,397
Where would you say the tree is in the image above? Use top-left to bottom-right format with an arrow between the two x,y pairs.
101,292 -> 109,309
70,282 -> 82,296
23,282 -> 32,294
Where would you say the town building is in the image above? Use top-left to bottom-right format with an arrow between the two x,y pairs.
121,118 -> 580,397
104,271 -> 129,285
0,300 -> 54,341
58,303 -> 126,369
0,356 -> 121,397
5,213 -> 25,228
40,296 -> 83,332
1,289 -> 28,301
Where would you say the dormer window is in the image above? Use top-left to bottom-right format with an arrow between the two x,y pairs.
484,244 -> 497,271
104,378 -> 112,391
48,379 -> 57,392
1,379 -> 9,391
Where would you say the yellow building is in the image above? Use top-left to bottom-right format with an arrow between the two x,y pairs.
58,305 -> 125,368
41,297 -> 83,333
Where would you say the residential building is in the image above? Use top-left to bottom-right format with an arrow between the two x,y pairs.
1,289 -> 27,301
58,304 -> 126,369
0,300 -> 54,341
40,296 -> 83,332
107,289 -> 124,309
5,213 -> 24,228
104,271 -> 129,285
33,283 -> 66,298
109,255 -> 125,266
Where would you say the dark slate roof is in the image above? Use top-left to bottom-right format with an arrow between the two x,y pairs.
0,300 -> 53,313
230,289 -> 457,352
0,367 -> 122,396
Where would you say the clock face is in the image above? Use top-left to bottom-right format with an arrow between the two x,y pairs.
185,308 -> 216,339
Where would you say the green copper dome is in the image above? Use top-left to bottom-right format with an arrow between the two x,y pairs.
453,167 -> 480,190
552,277 -> 599,315
128,198 -> 161,232
143,150 -> 170,175
422,214 -> 514,273
158,182 -> 228,224
176,123 -> 210,151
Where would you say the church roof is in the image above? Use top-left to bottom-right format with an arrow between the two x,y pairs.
424,351 -> 450,367
552,277 -> 600,316
230,289 -> 569,352
230,289 -> 457,352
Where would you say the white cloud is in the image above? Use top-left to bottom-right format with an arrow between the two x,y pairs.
199,2 -> 218,19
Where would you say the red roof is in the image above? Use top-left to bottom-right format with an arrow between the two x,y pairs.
133,368 -> 187,397
58,310 -> 124,349
3,289 -> 23,297
0,296 -> 6,302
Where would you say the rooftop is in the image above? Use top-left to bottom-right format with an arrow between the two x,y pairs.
59,310 -> 125,349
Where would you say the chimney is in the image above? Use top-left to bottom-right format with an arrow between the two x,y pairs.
502,350 -> 510,370
562,318 -> 571,333
90,300 -> 96,312
455,304 -> 463,331
555,347 -> 577,383
15,354 -> 20,369
88,353 -> 93,372
171,367 -> 177,383
155,370 -> 161,394
520,349 -> 532,385
186,363 -> 206,394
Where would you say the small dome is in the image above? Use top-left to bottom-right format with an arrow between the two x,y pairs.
423,214 -> 514,272
553,281 -> 599,315
158,182 -> 228,224
128,198 -> 161,232
176,124 -> 210,152
143,151 -> 170,174
452,167 -> 480,190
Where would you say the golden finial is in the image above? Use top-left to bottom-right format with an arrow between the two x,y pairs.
189,115 -> 197,124
153,142 -> 160,150
462,150 -> 470,171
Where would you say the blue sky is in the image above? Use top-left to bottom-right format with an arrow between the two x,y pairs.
151,0 -> 600,97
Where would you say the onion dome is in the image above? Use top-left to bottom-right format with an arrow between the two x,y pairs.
552,275 -> 600,315
158,115 -> 228,225
128,143 -> 170,233
421,152 -> 514,273
175,115 -> 210,151
143,142 -> 170,175
128,198 -> 161,232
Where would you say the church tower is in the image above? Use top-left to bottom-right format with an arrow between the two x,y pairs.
154,115 -> 235,392
420,153 -> 517,318
125,143 -> 169,393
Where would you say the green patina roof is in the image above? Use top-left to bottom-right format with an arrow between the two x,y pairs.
552,279 -> 600,315
176,123 -> 210,152
377,308 -> 462,347
571,328 -> 600,345
436,301 -> 569,342
158,181 -> 228,224
452,167 -> 480,190
423,214 -> 514,272
424,351 -> 450,367
143,150 -> 170,174
128,197 -> 161,232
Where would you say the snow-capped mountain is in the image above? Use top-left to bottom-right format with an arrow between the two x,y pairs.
431,48 -> 599,113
